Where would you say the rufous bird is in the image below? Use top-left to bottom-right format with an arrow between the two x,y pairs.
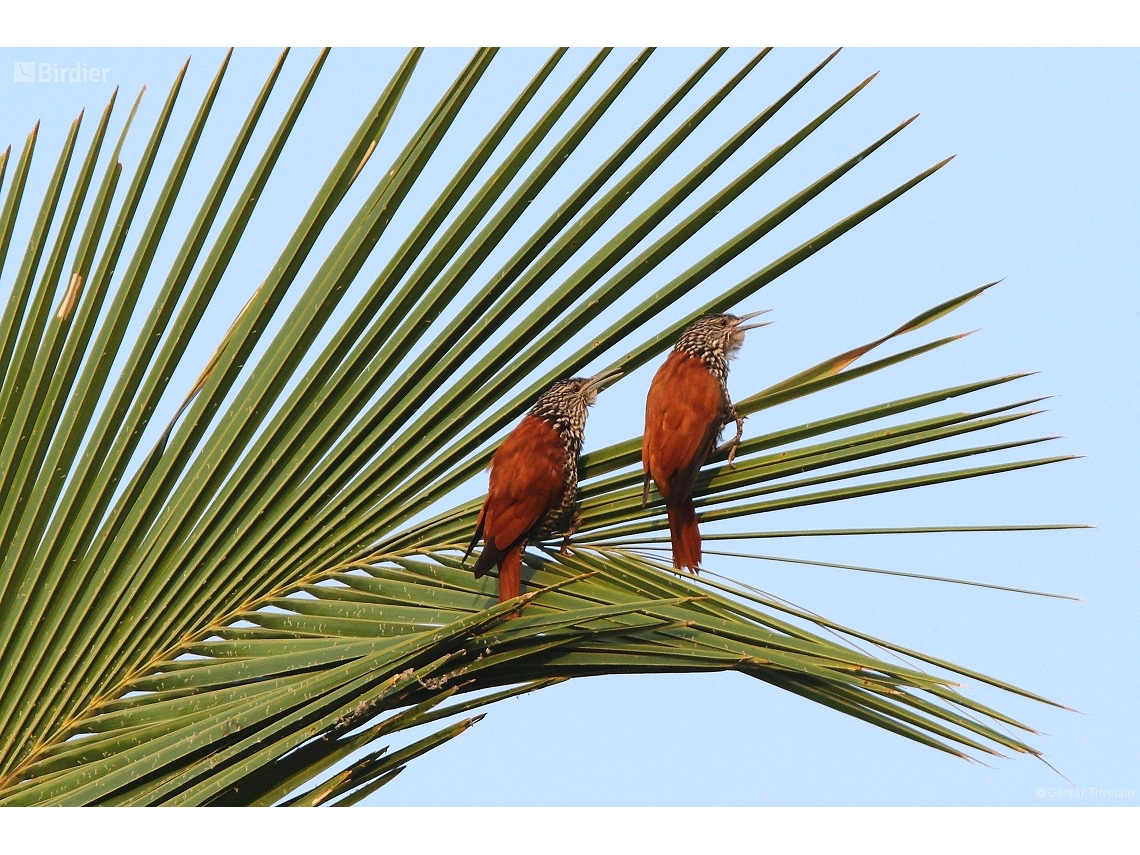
642,311 -> 770,572
465,368 -> 621,606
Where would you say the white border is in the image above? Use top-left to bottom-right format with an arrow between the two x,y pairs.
2,806 -> 1138,851
2,1 -> 1139,47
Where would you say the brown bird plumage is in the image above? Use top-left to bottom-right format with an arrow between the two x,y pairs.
642,312 -> 769,571
466,369 -> 620,607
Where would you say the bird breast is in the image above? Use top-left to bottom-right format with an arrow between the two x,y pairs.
643,350 -> 728,500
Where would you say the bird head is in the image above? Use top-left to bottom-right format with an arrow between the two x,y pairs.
677,310 -> 771,361
531,367 -> 622,430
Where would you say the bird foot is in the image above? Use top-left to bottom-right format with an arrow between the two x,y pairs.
560,511 -> 581,555
725,440 -> 740,469
716,432 -> 744,468
723,411 -> 746,468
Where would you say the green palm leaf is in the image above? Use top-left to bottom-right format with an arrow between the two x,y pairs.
0,47 -> 1079,806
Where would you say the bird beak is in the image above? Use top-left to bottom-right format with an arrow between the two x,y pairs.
732,309 -> 772,332
587,366 -> 623,392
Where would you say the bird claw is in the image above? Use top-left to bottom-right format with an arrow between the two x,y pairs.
716,412 -> 746,468
725,440 -> 740,469
560,511 -> 581,555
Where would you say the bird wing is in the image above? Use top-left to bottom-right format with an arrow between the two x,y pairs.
482,414 -> 567,552
643,351 -> 725,504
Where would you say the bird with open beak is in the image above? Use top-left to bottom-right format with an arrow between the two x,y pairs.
642,311 -> 770,572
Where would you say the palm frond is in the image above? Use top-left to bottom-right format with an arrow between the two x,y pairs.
0,47 -> 1079,805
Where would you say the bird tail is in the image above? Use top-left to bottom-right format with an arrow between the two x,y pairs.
470,539 -> 498,579
498,545 -> 523,604
463,505 -> 487,568
667,498 -> 701,572
470,541 -> 524,617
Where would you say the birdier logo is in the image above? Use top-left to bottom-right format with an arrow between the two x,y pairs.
13,61 -> 110,83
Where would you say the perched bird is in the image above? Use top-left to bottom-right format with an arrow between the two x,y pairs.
642,311 -> 770,572
466,368 -> 621,606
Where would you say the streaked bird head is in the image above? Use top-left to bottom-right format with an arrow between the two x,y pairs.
677,310 -> 771,362
531,367 -> 622,434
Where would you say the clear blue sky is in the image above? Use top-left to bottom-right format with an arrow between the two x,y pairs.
0,46 -> 1135,807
